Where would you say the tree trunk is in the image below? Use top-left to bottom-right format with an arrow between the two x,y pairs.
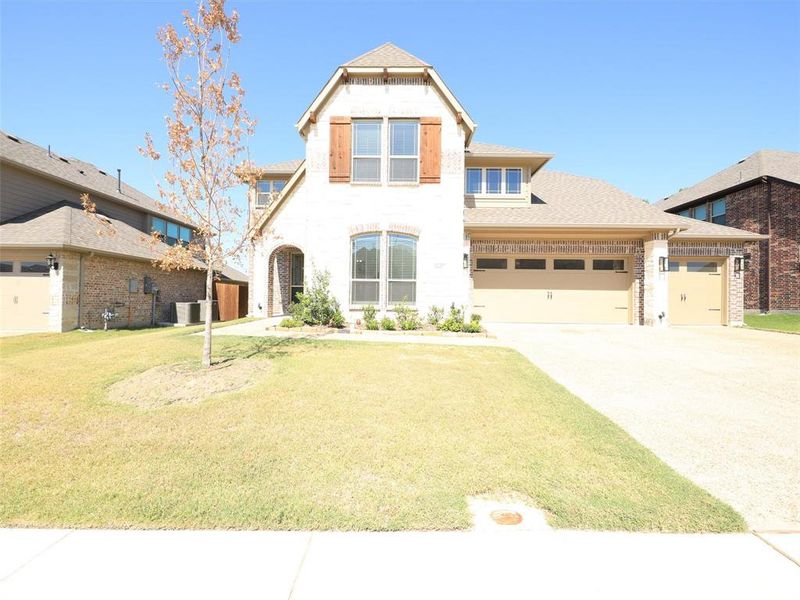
202,261 -> 213,368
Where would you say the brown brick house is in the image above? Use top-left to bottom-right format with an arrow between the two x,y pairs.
0,131 -> 246,333
656,150 -> 800,312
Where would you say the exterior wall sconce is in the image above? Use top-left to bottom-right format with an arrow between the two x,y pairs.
734,257 -> 745,273
46,253 -> 59,271
658,256 -> 668,272
463,253 -> 469,269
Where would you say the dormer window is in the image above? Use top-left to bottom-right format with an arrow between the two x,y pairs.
256,180 -> 286,207
151,216 -> 192,246
466,168 -> 482,194
465,167 -> 524,195
505,169 -> 522,194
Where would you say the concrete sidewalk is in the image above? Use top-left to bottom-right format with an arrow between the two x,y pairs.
1,529 -> 798,599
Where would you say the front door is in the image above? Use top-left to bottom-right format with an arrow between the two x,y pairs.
290,253 -> 304,303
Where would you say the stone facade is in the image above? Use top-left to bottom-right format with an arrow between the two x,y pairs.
76,254 -> 206,330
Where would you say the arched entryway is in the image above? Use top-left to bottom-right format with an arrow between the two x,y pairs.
267,245 -> 304,316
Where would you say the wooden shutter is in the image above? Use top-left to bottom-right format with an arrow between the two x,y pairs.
420,117 -> 441,184
329,117 -> 351,182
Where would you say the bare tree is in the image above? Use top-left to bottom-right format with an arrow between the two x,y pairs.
140,0 -> 256,367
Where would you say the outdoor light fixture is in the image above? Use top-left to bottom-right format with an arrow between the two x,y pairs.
46,253 -> 59,271
734,257 -> 744,273
463,253 -> 469,269
658,256 -> 668,272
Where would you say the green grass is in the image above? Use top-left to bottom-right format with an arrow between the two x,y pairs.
0,326 -> 744,532
744,312 -> 800,333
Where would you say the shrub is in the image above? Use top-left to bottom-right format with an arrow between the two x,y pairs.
361,305 -> 378,330
395,302 -> 422,330
291,270 -> 340,326
470,313 -> 482,324
330,310 -> 346,329
366,319 -> 380,331
462,320 -> 482,333
380,317 -> 396,331
427,305 -> 444,326
279,317 -> 304,328
437,303 -> 466,332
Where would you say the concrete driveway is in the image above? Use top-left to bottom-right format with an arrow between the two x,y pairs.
488,324 -> 800,532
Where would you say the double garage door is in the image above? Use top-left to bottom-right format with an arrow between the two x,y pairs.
472,256 -> 633,324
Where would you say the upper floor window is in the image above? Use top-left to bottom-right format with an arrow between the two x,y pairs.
711,198 -> 726,225
151,216 -> 192,246
256,180 -> 286,207
678,197 -> 726,226
466,168 -> 482,194
352,120 -> 382,183
464,167 -> 524,195
693,204 -> 708,221
389,120 -> 419,183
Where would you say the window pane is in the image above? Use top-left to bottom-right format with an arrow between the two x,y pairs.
166,222 -> 179,245
711,199 -> 726,225
390,158 -> 417,182
179,226 -> 191,242
390,121 -> 418,156
593,259 -> 625,271
476,258 -> 507,269
0,261 -> 13,273
711,214 -> 726,226
515,258 -> 545,270
291,254 -> 304,286
466,168 -> 482,194
152,217 -> 166,234
273,180 -> 286,193
554,259 -> 585,270
679,209 -> 691,217
486,168 -> 502,194
21,261 -> 49,274
389,235 -> 416,280
389,281 -> 416,304
353,158 -> 380,182
506,169 -> 522,194
693,204 -> 708,221
351,281 -> 379,304
688,261 -> 718,273
353,121 -> 381,156
668,261 -> 680,272
257,181 -> 271,194
352,234 -> 380,280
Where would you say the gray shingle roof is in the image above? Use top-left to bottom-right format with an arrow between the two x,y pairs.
0,202 -> 184,262
343,43 -> 430,68
466,141 -> 552,157
0,131 -> 192,226
656,149 -> 800,211
254,159 -> 303,176
465,169 -> 764,239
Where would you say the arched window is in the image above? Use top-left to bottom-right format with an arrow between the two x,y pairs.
388,234 -> 417,304
351,233 -> 380,304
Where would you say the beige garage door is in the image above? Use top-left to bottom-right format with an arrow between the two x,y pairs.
472,256 -> 632,324
668,258 -> 724,325
0,260 -> 51,332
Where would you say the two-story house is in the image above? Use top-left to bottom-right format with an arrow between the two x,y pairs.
656,150 -> 799,313
0,132 -> 246,334
247,43 -> 764,327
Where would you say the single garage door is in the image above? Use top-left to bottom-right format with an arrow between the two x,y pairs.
668,258 -> 724,325
0,259 -> 51,332
472,256 -> 632,324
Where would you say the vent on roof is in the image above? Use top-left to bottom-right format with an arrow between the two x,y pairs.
59,157 -> 70,164
79,170 -> 86,175
6,134 -> 20,143
98,169 -> 107,175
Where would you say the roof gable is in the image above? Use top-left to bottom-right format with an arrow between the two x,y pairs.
656,149 -> 800,211
343,43 -> 431,68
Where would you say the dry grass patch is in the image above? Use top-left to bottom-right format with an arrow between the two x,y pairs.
107,359 -> 270,408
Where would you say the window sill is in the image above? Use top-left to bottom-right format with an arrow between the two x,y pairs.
350,181 -> 383,186
388,181 -> 420,187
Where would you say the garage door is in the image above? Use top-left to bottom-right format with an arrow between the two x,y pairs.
0,260 -> 51,332
472,256 -> 632,324
668,258 -> 724,325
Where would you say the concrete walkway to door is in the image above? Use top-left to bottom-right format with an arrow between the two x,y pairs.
487,323 -> 800,532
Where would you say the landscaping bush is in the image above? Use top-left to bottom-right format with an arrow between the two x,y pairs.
395,302 -> 422,330
462,320 -> 482,333
380,317 -> 396,331
437,304 -> 466,332
427,305 -> 444,326
279,317 -> 304,328
291,270 -> 341,326
330,310 -> 346,329
362,305 -> 378,330
470,313 -> 482,324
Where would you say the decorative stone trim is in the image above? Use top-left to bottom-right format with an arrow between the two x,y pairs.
387,223 -> 421,236
348,77 -> 429,86
668,240 -> 745,256
348,223 -> 382,236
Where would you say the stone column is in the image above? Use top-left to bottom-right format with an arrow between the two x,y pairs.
643,235 -> 669,327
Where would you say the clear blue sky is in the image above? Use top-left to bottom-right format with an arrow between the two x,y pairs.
2,0 -> 798,206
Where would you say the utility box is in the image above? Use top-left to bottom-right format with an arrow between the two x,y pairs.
173,302 -> 200,324
198,300 -> 219,322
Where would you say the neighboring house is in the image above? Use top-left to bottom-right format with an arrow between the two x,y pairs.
246,43 -> 764,327
656,150 -> 800,312
0,132 -> 243,333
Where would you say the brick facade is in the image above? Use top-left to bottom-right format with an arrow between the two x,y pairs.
673,179 -> 799,311
77,254 -> 206,329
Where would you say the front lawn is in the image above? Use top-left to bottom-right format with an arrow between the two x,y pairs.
744,312 -> 800,333
0,326 -> 744,532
